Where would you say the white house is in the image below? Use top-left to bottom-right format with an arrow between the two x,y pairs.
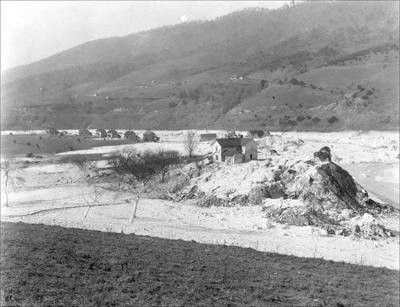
212,138 -> 258,163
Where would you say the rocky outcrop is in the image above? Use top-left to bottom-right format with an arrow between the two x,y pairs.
263,147 -> 394,238
172,146 -> 395,239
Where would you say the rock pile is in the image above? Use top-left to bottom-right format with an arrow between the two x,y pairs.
263,147 -> 394,238
172,146 -> 395,239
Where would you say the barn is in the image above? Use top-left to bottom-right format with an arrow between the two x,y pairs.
212,138 -> 258,163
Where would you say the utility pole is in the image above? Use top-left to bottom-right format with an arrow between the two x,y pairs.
39,87 -> 44,103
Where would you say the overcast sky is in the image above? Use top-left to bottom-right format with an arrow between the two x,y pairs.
1,1 -> 291,71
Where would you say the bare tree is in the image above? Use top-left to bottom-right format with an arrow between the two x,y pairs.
1,159 -> 25,207
71,156 -> 103,219
1,159 -> 11,207
156,150 -> 181,182
184,130 -> 198,158
111,150 -> 179,222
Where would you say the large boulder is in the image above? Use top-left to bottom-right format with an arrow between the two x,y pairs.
264,147 -> 393,237
289,162 -> 372,212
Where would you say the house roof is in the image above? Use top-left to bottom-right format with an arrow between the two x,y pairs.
216,138 -> 255,147
200,133 -> 217,137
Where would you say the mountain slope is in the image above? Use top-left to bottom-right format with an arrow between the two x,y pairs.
1,1 -> 399,131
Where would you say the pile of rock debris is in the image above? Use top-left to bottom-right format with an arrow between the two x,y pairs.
173,146 -> 396,239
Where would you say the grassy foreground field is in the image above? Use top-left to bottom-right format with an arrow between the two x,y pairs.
1,222 -> 399,306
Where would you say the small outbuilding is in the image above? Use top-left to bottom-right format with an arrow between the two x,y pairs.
96,129 -> 107,138
143,130 -> 160,142
212,138 -> 258,163
107,129 -> 121,139
46,127 -> 59,136
124,130 -> 139,141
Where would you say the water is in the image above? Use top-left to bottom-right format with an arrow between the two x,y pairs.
343,162 -> 399,208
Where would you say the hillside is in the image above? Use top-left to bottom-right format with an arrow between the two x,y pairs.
1,1 -> 399,131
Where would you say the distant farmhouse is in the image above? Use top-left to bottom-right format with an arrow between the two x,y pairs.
107,129 -> 121,139
143,130 -> 160,142
200,133 -> 217,142
46,127 -> 59,136
96,129 -> 107,138
124,130 -> 140,141
212,138 -> 258,164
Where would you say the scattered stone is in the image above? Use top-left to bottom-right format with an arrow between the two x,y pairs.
195,195 -> 229,208
231,195 -> 248,206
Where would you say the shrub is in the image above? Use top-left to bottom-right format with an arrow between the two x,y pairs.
261,80 -> 267,88
78,129 -> 92,137
279,117 -> 297,126
169,175 -> 190,194
248,186 -> 267,205
168,101 -> 178,108
312,117 -> 321,123
289,78 -> 306,86
195,195 -> 229,208
111,150 -> 181,183
249,130 -> 264,138
327,116 -> 339,124
296,115 -> 305,122
178,90 -> 188,99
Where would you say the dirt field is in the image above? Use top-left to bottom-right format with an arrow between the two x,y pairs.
1,222 -> 399,307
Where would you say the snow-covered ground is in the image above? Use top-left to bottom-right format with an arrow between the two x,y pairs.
1,180 -> 399,270
56,141 -> 212,157
1,130 -> 399,269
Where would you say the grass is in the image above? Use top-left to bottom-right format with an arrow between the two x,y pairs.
1,222 -> 399,306
1,134 -> 137,157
